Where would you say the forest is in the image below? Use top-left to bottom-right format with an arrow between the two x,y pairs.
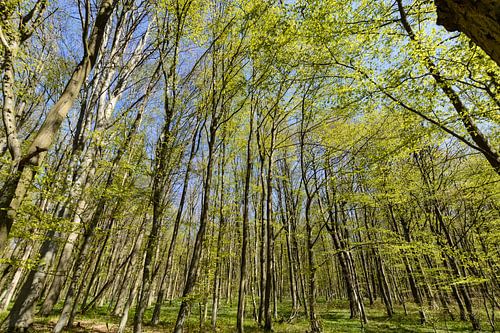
0,0 -> 499,332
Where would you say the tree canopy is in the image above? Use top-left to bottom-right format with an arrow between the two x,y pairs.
0,0 -> 499,332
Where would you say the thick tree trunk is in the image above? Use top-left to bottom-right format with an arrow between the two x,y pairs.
6,233 -> 58,332
0,245 -> 32,311
40,10 -> 149,313
0,0 -> 48,167
435,0 -> 500,66
1,47 -> 22,163
0,0 -> 116,251
0,167 -> 32,251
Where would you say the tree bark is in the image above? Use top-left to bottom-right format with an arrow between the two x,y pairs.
0,245 -> 32,311
173,117 -> 218,333
150,124 -> 199,325
435,0 -> 500,66
397,0 -> 500,175
211,142 -> 227,329
0,0 -> 116,251
6,232 -> 58,332
263,120 -> 276,332
236,108 -> 253,332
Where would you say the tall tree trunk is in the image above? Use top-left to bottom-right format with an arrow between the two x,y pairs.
1,47 -> 21,164
236,107 -> 252,332
0,245 -> 32,311
117,225 -> 145,333
6,232 -> 58,332
173,118 -> 217,333
150,124 -> 199,325
0,0 -> 116,251
263,121 -> 275,332
38,14 -> 152,314
211,142 -> 226,329
300,99 -> 321,332
320,168 -> 367,324
364,208 -> 393,317
52,122 -> 141,333
399,216 -> 427,324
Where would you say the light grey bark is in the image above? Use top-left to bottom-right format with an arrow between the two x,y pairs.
0,0 -> 48,166
1,45 -> 22,163
0,245 -> 32,311
0,0 -> 116,252
5,232 -> 58,332
39,9 -> 151,316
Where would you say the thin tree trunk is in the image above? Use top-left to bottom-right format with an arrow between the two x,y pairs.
150,124 -> 199,325
397,0 -> 500,175
211,142 -> 226,329
300,102 -> 321,332
173,118 -> 217,333
263,121 -> 276,332
236,107 -> 253,332
117,226 -> 145,333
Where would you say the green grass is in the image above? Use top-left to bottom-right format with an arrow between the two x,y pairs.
1,299 -> 498,332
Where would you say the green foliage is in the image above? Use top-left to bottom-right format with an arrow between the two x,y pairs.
15,301 -> 499,332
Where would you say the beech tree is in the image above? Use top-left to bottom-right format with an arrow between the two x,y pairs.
0,0 -> 117,251
0,0 -> 498,333
435,0 -> 500,66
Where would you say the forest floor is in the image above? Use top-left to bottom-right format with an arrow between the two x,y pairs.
1,300 -> 497,332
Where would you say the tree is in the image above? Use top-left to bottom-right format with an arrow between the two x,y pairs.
0,0 -> 117,251
435,0 -> 500,66
0,1 -> 498,332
